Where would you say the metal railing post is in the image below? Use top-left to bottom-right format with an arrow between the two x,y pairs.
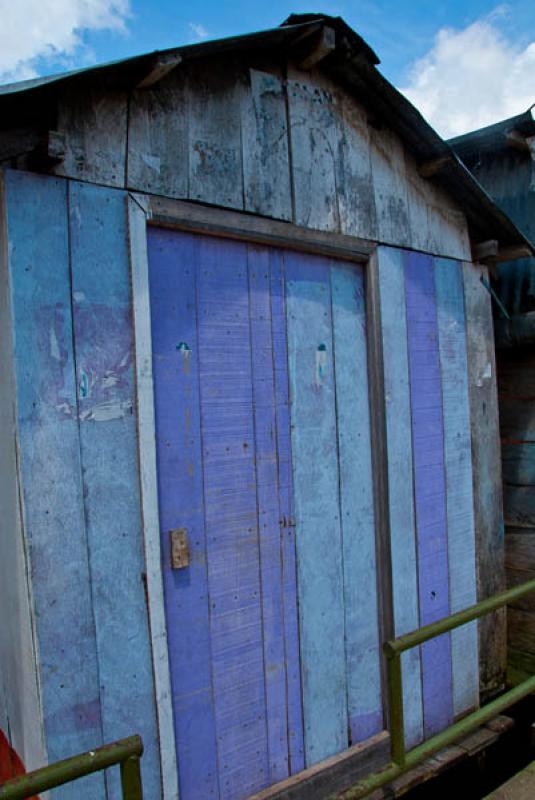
121,755 -> 144,800
386,651 -> 405,766
0,735 -> 144,800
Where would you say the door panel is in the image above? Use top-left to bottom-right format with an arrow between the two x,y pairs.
148,229 -> 383,799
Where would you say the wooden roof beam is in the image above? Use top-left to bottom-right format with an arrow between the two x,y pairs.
472,240 -> 532,263
418,155 -> 453,178
296,26 -> 336,70
137,53 -> 182,89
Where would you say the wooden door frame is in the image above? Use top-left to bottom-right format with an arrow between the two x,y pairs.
127,191 -> 393,799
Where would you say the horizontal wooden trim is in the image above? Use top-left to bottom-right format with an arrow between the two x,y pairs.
247,731 -> 390,800
139,194 -> 376,262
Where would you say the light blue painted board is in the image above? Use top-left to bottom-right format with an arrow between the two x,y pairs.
69,182 -> 161,800
376,246 -> 423,748
147,228 -> 220,799
270,250 -> 305,775
248,245 -> 290,785
435,258 -> 479,717
5,170 -> 105,798
285,250 -> 348,766
331,263 -> 383,744
404,250 -> 453,738
196,235 -> 270,799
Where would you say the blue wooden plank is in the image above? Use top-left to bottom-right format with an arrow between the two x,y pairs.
376,246 -> 423,748
69,181 -> 161,800
270,251 -> 305,775
285,250 -> 348,766
196,235 -> 270,799
404,250 -> 453,738
147,228 -> 220,799
331,263 -> 383,744
248,245 -> 290,785
5,171 -> 105,799
435,258 -> 479,718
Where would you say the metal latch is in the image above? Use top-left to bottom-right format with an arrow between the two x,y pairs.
169,528 -> 189,569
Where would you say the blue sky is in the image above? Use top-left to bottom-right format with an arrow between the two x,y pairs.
2,1 -> 535,136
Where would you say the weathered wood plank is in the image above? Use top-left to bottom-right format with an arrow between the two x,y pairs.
435,257 -> 479,718
335,88 -> 377,239
69,181 -> 161,800
248,731 -> 389,800
129,197 -> 179,800
248,245 -> 290,784
0,173 -> 45,772
187,62 -> 244,209
148,193 -> 374,262
270,250 -> 305,775
463,261 -> 506,696
127,74 -> 188,198
241,69 -> 292,221
331,263 -> 382,743
54,86 -> 127,187
4,170 -> 105,799
147,228 -> 220,799
286,73 -> 339,231
376,246 -> 423,748
285,250 -> 348,765
405,250 -> 453,737
196,235 -> 269,797
370,127 -> 411,247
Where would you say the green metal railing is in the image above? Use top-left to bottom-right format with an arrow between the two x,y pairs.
341,577 -> 535,799
0,735 -> 143,800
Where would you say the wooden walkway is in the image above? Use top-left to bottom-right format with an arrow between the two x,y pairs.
484,761 -> 535,800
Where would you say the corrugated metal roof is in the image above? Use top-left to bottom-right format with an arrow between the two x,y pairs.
0,12 -> 532,254
448,107 -> 535,159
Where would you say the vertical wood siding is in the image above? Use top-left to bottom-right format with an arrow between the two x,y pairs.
0,175 -> 45,773
68,182 -> 161,799
463,262 -> 506,696
376,247 -> 423,748
118,61 -> 472,260
5,171 -> 106,799
148,230 -> 307,800
148,229 -> 220,799
285,252 -> 347,764
269,252 -> 305,775
435,259 -> 478,718
404,251 -> 453,738
330,265 -> 382,743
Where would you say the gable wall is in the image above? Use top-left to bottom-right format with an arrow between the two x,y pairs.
4,53 -> 471,261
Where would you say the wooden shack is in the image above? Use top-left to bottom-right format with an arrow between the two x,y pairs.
450,110 -> 535,689
0,13 -> 531,800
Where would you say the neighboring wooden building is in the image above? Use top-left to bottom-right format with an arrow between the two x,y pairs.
450,110 -> 535,688
0,14 -> 531,800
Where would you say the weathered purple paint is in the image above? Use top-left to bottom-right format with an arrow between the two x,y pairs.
404,251 -> 454,738
270,250 -> 306,774
148,229 -> 304,800
148,229 -> 220,799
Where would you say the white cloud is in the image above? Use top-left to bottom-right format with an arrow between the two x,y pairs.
188,22 -> 209,41
399,15 -> 535,138
0,0 -> 130,85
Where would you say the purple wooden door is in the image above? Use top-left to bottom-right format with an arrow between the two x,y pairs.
147,228 -> 305,800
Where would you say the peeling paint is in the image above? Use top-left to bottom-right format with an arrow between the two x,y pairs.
475,361 -> 492,387
79,399 -> 133,422
49,326 -> 61,361
79,370 -> 89,398
73,291 -> 86,303
142,153 -> 161,173
315,343 -> 327,388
